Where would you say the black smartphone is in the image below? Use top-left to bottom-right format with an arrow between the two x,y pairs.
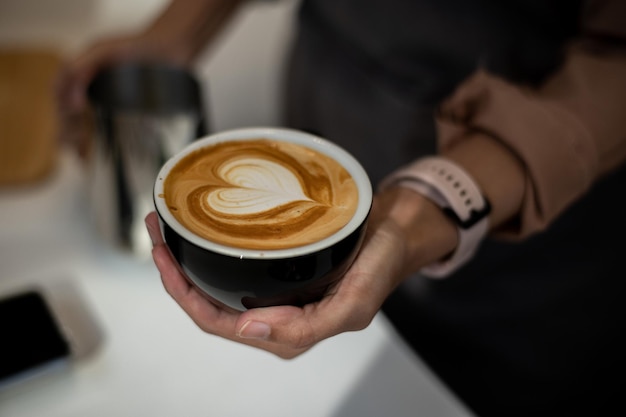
0,290 -> 71,383
0,281 -> 103,390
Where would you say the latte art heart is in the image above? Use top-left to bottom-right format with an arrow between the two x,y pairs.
209,158 -> 313,215
163,139 -> 359,250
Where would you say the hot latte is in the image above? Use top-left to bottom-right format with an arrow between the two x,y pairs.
163,138 -> 359,250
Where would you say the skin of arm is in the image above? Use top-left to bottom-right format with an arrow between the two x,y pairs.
140,0 -> 247,65
385,131 -> 527,279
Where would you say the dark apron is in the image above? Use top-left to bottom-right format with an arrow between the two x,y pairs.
282,1 -> 626,416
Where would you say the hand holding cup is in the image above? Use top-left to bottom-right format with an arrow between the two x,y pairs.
153,127 -> 373,311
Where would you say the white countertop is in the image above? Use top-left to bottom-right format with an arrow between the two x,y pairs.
0,150 -> 474,416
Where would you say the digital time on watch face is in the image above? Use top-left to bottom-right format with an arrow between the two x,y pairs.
0,290 -> 71,382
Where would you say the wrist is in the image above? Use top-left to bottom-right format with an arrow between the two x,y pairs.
376,187 -> 458,277
380,156 -> 492,277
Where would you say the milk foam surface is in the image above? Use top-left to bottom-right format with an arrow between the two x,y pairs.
163,139 -> 359,250
211,158 -> 313,215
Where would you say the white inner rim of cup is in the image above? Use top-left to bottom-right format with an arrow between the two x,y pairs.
154,127 -> 373,259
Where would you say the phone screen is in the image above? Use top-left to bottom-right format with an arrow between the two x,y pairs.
0,290 -> 71,382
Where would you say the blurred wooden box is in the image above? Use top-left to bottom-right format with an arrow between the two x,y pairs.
0,49 -> 61,186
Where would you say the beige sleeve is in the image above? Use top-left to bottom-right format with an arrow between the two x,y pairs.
435,0 -> 626,239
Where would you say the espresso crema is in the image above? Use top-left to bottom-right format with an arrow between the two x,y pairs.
163,139 -> 359,250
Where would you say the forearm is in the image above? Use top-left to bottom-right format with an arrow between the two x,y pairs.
378,132 -> 526,278
383,1 -> 626,279
143,0 -> 247,64
435,1 -> 626,238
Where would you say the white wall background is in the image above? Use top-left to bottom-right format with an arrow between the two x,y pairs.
0,0 -> 300,131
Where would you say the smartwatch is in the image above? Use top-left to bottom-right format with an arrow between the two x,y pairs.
380,157 -> 491,278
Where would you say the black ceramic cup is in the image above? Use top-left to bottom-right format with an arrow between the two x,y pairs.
153,127 -> 372,311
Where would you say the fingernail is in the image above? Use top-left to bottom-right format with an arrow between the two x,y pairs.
237,320 -> 271,340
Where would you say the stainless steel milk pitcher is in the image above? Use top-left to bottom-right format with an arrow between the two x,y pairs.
86,63 -> 208,257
